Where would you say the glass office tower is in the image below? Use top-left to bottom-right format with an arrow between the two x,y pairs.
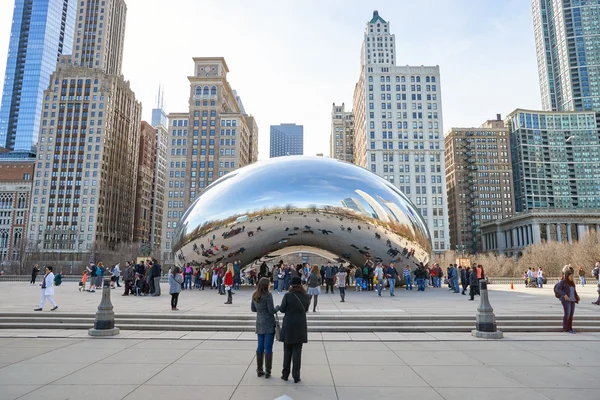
532,0 -> 600,112
0,0 -> 76,156
269,123 -> 304,158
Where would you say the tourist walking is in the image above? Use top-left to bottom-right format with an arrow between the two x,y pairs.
110,264 -> 121,288
30,264 -> 40,285
87,261 -> 97,292
403,265 -> 413,290
464,267 -> 471,295
354,264 -> 363,291
337,266 -> 347,302
324,262 -> 335,294
211,264 -> 219,289
374,262 -> 384,296
251,277 -> 276,378
224,263 -> 234,304
307,265 -> 322,312
79,270 -> 88,292
386,263 -> 398,296
34,266 -> 58,311
200,266 -> 208,290
414,264 -> 428,291
555,269 -> 580,333
469,267 -> 478,301
122,262 -> 134,296
276,276 -> 310,383
578,267 -> 586,287
168,267 -> 183,310
277,266 -> 285,294
183,264 -> 193,290
151,259 -> 162,296
538,267 -> 544,288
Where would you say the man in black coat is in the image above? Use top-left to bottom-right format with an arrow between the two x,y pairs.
151,259 -> 162,296
469,268 -> 478,301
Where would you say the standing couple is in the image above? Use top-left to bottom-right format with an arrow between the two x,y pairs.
251,276 -> 309,383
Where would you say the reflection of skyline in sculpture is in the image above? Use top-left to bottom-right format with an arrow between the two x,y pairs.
173,156 -> 431,269
341,197 -> 370,217
354,190 -> 391,223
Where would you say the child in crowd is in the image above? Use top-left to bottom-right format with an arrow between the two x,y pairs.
79,271 -> 88,292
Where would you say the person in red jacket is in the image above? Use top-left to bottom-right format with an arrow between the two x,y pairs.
224,263 -> 234,304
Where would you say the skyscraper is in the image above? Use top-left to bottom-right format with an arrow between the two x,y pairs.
445,116 -> 515,253
330,103 -> 354,162
532,0 -> 600,112
150,88 -> 167,253
27,0 -> 142,256
506,108 -> 600,212
270,123 -> 303,158
0,0 -> 76,156
353,11 -> 449,253
160,58 -> 258,265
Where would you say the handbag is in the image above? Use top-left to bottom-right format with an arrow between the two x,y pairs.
275,313 -> 283,342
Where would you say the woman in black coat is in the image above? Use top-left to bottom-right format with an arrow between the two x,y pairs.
275,276 -> 310,383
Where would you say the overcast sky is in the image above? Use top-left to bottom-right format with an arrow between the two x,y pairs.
0,0 -> 541,159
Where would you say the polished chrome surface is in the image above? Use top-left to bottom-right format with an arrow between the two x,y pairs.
173,156 -> 431,268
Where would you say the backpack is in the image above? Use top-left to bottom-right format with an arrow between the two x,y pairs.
96,266 -> 102,276
363,266 -> 368,276
593,267 -> 599,278
553,282 -> 562,299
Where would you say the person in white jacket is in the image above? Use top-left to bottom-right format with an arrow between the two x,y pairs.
34,266 -> 58,311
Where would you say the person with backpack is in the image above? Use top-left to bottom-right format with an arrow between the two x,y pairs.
554,269 -> 580,333
96,262 -> 105,289
324,262 -> 335,294
53,271 -> 63,287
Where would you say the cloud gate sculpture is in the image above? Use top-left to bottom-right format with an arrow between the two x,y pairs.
173,156 -> 431,269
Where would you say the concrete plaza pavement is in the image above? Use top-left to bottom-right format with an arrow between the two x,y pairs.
1,280 -> 600,399
1,280 -> 599,317
0,333 -> 600,400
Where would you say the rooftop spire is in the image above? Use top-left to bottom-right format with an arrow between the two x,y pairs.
370,10 -> 387,24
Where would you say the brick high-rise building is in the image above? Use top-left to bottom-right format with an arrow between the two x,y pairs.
134,121 -> 156,244
0,154 -> 34,265
27,0 -> 142,256
160,58 -> 258,266
330,103 -> 354,162
445,115 -> 515,253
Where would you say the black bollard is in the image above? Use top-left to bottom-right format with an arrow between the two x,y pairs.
471,280 -> 503,339
88,278 -> 120,336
